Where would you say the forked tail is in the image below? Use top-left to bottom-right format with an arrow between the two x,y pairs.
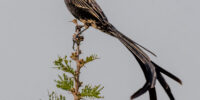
106,24 -> 182,100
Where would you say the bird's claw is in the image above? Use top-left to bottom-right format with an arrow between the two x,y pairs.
70,19 -> 84,50
70,19 -> 88,50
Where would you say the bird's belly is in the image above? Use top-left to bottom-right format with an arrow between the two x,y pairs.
80,19 -> 99,29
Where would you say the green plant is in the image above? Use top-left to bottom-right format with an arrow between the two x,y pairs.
48,22 -> 104,100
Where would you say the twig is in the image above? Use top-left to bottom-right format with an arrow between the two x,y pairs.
71,21 -> 84,100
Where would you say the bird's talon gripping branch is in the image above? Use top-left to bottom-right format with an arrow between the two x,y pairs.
71,19 -> 85,34
77,25 -> 89,36
71,19 -> 85,50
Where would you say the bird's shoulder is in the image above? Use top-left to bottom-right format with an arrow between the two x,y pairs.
72,0 -> 108,22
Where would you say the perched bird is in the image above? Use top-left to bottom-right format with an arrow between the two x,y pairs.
64,0 -> 182,99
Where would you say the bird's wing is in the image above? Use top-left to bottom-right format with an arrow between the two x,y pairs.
72,0 -> 108,21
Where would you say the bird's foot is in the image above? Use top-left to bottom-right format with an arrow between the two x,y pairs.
70,19 -> 88,50
72,21 -> 84,50
70,19 -> 89,35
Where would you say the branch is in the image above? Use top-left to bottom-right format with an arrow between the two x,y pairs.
48,19 -> 103,100
71,22 -> 84,100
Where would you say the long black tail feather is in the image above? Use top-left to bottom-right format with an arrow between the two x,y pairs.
111,28 -> 158,99
133,52 -> 157,100
157,70 -> 175,100
131,82 -> 152,99
107,24 -> 181,100
149,88 -> 157,100
117,36 -> 155,99
118,36 -> 156,99
152,62 -> 182,85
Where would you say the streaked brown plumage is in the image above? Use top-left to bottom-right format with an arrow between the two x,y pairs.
64,0 -> 182,99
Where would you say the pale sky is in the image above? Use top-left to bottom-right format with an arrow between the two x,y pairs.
0,0 -> 200,100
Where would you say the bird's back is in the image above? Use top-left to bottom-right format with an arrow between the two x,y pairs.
65,0 -> 108,24
65,0 -> 117,35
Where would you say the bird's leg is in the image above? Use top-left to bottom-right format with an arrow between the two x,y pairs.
77,24 -> 89,36
71,19 -> 85,50
71,19 -> 89,35
70,19 -> 84,31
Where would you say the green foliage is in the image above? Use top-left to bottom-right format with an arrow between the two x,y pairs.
55,73 -> 74,91
84,54 -> 99,64
81,85 -> 104,99
48,91 -> 66,100
54,56 -> 75,75
48,54 -> 103,100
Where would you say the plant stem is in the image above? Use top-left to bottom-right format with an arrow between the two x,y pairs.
72,24 -> 83,100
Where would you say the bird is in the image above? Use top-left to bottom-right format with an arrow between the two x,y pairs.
64,0 -> 182,99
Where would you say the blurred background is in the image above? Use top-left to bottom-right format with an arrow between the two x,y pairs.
0,0 -> 199,100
